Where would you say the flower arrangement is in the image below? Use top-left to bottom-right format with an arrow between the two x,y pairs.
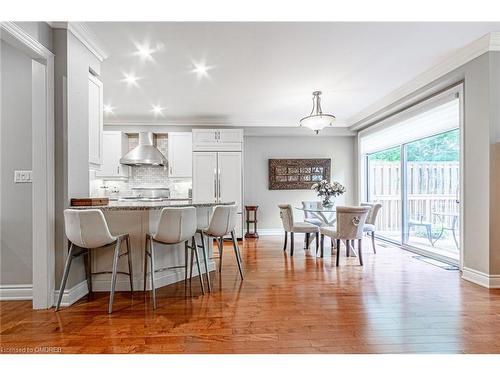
311,180 -> 346,206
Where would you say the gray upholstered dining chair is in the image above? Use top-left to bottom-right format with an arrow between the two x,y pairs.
360,202 -> 382,253
278,204 -> 319,256
320,206 -> 370,266
301,201 -> 323,249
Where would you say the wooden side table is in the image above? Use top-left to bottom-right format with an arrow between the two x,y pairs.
245,205 -> 259,238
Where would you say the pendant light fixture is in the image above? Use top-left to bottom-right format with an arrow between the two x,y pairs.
299,91 -> 336,134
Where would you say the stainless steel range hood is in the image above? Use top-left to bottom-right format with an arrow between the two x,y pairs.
120,132 -> 167,166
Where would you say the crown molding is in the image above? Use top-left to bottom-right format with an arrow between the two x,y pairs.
1,22 -> 54,59
349,31 -> 500,131
104,122 -> 355,137
103,119 -> 348,128
49,22 -> 108,62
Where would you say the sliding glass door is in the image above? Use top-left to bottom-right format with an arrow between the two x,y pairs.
366,146 -> 401,243
362,86 -> 462,265
403,129 -> 460,261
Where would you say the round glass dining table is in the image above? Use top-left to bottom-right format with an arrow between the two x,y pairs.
295,205 -> 336,226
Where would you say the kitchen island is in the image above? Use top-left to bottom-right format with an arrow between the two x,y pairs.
69,200 -> 235,293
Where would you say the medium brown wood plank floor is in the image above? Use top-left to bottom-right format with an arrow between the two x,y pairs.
2,236 -> 500,354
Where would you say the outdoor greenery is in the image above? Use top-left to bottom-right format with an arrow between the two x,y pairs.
369,129 -> 459,162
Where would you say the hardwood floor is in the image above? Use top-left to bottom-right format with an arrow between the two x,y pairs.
2,236 -> 500,354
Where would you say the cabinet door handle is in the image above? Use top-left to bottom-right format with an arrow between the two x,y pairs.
117,166 -> 119,174
214,169 -> 218,202
218,169 -> 221,199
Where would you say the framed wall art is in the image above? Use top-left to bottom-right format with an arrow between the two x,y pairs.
268,158 -> 331,190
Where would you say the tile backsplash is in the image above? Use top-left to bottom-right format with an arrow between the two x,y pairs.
128,134 -> 170,187
91,133 -> 192,198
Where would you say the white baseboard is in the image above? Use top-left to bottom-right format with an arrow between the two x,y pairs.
53,279 -> 89,307
258,228 -> 284,236
0,284 -> 33,300
462,267 -> 500,288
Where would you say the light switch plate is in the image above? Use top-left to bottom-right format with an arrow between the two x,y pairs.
14,170 -> 33,183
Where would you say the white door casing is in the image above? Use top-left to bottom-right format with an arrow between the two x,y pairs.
0,22 -> 55,308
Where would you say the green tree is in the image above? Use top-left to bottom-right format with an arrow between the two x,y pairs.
369,129 -> 459,162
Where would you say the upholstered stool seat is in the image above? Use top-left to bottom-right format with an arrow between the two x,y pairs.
56,209 -> 133,314
198,204 -> 244,290
143,206 -> 207,309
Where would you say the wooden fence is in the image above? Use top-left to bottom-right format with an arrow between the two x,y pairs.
368,161 -> 459,231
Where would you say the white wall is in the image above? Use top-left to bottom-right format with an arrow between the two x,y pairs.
354,50 -> 500,285
53,29 -> 102,289
0,41 -> 33,285
244,135 -> 356,230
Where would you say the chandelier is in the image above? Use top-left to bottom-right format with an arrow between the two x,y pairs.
299,91 -> 336,134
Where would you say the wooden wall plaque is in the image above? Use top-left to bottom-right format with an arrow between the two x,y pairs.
268,159 -> 331,190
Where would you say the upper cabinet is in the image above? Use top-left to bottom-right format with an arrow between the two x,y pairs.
95,131 -> 130,179
168,132 -> 192,178
88,73 -> 103,169
192,129 -> 243,151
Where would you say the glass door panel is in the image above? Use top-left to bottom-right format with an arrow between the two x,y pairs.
367,146 -> 402,244
403,129 -> 460,260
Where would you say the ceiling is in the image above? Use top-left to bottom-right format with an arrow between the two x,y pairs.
89,22 -> 500,128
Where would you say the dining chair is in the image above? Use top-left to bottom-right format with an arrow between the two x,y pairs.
56,209 -> 133,313
301,201 -> 323,249
144,206 -> 204,309
320,206 -> 370,266
278,204 -> 319,256
360,202 -> 382,253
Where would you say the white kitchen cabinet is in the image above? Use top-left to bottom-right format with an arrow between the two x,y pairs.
192,151 -> 243,238
95,131 -> 130,179
168,132 -> 192,177
192,152 -> 218,203
88,73 -> 103,169
192,129 -> 243,151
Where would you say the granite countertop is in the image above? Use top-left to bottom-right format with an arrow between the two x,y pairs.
70,199 -> 235,211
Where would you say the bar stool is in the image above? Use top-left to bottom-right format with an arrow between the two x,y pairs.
56,209 -> 133,314
198,204 -> 244,287
143,206 -> 205,309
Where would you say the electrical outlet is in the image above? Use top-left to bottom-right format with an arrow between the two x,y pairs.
14,170 -> 33,183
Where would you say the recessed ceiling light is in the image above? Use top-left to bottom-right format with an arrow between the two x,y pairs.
123,73 -> 139,87
103,104 -> 115,115
151,104 -> 165,117
135,44 -> 154,61
191,61 -> 212,78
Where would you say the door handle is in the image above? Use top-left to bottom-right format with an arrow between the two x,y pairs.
117,166 -> 119,174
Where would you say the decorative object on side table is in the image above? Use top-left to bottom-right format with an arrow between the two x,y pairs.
311,180 -> 346,207
245,205 -> 259,238
268,158 -> 331,190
